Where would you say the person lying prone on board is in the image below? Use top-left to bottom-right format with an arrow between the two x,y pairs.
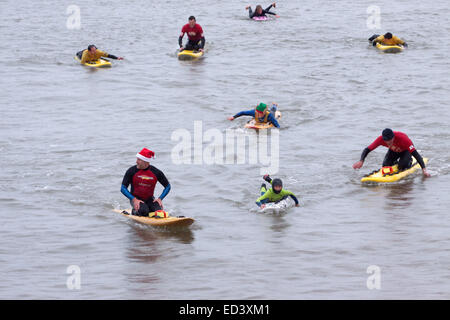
121,148 -> 172,216
352,128 -> 430,177
228,102 -> 280,128
245,3 -> 279,18
256,175 -> 300,209
369,32 -> 408,47
76,44 -> 124,64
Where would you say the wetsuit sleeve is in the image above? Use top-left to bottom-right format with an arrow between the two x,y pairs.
360,147 -> 371,161
282,190 -> 299,205
80,50 -> 88,64
256,191 -> 270,207
233,110 -> 255,118
289,195 -> 299,205
107,54 -> 119,59
199,36 -> 205,49
121,185 -> 134,201
367,136 -> 383,152
121,167 -> 135,200
264,5 -> 276,15
373,35 -> 383,46
411,150 -> 426,169
267,113 -> 280,128
179,35 -> 183,47
151,166 -> 171,199
393,36 -> 405,45
248,7 -> 254,18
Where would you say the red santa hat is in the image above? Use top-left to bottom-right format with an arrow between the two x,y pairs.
136,148 -> 155,162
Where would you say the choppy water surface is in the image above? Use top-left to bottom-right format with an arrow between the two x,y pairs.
1,0 -> 449,299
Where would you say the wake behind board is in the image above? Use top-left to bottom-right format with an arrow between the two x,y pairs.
361,158 -> 428,183
113,209 -> 194,227
177,50 -> 204,60
375,42 -> 404,53
244,110 -> 282,130
74,56 -> 112,68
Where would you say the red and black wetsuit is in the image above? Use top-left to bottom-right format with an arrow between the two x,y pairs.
121,165 -> 170,216
179,23 -> 205,50
360,131 -> 426,170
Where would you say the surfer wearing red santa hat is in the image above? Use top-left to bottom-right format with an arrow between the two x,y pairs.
121,148 -> 171,216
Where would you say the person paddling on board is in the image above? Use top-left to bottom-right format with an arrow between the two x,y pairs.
369,32 -> 408,47
121,148 -> 172,216
76,45 -> 123,64
256,175 -> 300,209
245,3 -> 278,18
179,16 -> 205,52
228,102 -> 280,128
353,128 -> 430,177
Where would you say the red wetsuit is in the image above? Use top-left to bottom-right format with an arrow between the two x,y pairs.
181,23 -> 204,42
368,131 -> 416,153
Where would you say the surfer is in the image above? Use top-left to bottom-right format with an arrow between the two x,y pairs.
369,33 -> 408,47
76,45 -> 123,64
120,148 -> 172,216
179,16 -> 205,52
245,3 -> 278,18
228,102 -> 280,128
352,128 -> 430,177
256,175 -> 300,209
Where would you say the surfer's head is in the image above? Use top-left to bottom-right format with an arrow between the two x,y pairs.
136,148 -> 155,169
188,16 -> 196,28
384,32 -> 393,39
87,44 -> 97,53
255,103 -> 267,116
256,5 -> 263,14
272,178 -> 283,194
382,128 -> 395,146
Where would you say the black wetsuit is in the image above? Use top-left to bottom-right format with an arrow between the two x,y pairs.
249,4 -> 276,18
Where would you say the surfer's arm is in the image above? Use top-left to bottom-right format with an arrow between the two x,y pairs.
199,36 -> 205,49
256,192 -> 270,207
268,113 -> 280,128
121,184 -> 134,201
248,7 -> 254,18
178,31 -> 185,47
80,50 -> 89,64
233,110 -> 255,118
106,54 -> 119,59
159,184 -> 171,200
360,147 -> 372,161
152,166 -> 171,200
289,194 -> 299,206
411,150 -> 426,169
282,190 -> 299,206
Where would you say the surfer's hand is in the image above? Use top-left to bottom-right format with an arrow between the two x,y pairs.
261,204 -> 266,209
199,48 -> 204,52
228,116 -> 234,121
422,168 -> 431,177
132,198 -> 143,211
272,2 -> 276,7
245,5 -> 250,10
353,160 -> 363,169
118,57 -> 124,60
154,198 -> 163,209
180,47 -> 184,51
263,174 -> 271,182
295,204 -> 300,207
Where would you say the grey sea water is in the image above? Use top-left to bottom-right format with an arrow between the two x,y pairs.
0,0 -> 449,299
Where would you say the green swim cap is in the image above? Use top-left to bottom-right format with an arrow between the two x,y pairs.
256,103 -> 267,112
